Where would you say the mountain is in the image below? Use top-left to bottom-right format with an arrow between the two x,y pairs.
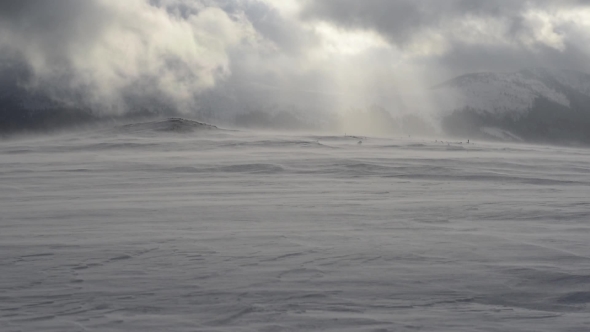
435,68 -> 590,145
0,89 -> 97,134
0,62 -> 97,134
0,62 -> 180,135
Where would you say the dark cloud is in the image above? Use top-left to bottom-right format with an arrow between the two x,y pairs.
0,1 -> 109,64
301,0 -> 525,44
301,0 -> 590,76
240,2 -> 319,55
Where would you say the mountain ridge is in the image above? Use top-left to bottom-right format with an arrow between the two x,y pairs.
436,67 -> 590,145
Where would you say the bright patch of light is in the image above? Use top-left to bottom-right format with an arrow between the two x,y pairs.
312,22 -> 390,55
257,0 -> 301,17
522,10 -> 566,51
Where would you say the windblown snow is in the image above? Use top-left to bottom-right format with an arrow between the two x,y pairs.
1,119 -> 589,331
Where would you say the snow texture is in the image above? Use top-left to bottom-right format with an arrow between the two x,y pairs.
1,119 -> 590,331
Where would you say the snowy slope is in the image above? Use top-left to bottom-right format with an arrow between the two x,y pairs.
440,72 -> 566,114
1,121 -> 590,331
436,68 -> 590,144
436,68 -> 590,115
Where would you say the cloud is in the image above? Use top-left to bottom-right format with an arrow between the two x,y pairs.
0,0 -> 253,114
300,0 -> 590,75
2,0 -> 590,134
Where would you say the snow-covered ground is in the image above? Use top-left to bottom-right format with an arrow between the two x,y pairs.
1,120 -> 590,331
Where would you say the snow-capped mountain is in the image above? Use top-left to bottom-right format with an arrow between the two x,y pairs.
435,68 -> 590,145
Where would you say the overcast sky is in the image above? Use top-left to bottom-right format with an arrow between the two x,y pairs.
1,0 -> 589,117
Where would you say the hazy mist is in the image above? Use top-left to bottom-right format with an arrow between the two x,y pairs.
2,0 -> 590,139
4,3 -> 590,331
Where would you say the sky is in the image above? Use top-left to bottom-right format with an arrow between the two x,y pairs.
1,0 -> 590,125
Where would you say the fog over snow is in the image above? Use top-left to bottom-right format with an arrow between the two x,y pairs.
2,0 -> 590,137
1,1 -> 590,331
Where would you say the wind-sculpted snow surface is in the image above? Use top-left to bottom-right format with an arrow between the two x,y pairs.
1,124 -> 590,331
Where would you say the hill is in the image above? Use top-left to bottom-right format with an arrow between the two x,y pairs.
435,68 -> 590,145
